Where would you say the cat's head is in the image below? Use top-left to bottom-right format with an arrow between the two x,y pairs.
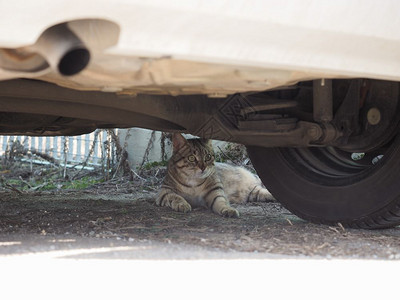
171,133 -> 215,177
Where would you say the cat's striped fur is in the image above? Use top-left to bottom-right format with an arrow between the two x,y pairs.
156,133 -> 274,217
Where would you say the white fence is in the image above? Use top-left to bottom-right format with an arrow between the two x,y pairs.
0,130 -> 114,166
0,128 -> 226,169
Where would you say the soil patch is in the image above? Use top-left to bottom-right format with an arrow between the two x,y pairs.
1,184 -> 400,259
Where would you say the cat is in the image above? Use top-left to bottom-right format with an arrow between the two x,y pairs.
156,133 -> 274,217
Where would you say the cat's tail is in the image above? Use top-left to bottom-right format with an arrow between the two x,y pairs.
247,185 -> 275,202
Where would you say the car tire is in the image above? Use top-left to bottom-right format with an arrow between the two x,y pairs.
247,135 -> 400,229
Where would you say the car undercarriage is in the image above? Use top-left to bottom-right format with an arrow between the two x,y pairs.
2,8 -> 400,228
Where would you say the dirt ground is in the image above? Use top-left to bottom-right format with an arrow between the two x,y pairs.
1,179 -> 400,260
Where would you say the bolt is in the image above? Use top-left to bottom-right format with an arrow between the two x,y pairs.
367,107 -> 381,125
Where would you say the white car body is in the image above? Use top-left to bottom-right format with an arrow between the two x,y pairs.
4,0 -> 400,229
1,0 -> 399,95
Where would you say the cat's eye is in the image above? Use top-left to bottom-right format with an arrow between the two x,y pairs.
188,155 -> 196,162
204,154 -> 212,161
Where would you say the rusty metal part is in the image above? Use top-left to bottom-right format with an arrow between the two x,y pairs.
0,78 -> 397,150
0,79 -> 336,147
313,79 -> 333,122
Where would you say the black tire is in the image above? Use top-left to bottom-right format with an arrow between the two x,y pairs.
247,135 -> 400,229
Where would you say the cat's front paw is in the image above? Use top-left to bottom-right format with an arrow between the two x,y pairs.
156,192 -> 192,213
220,207 -> 240,218
258,189 -> 276,202
171,200 -> 192,213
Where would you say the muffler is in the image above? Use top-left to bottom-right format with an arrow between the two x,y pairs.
32,23 -> 90,76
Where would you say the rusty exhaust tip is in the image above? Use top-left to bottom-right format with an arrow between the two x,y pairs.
57,47 -> 90,76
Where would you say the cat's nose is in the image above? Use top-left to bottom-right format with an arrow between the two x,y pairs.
200,165 -> 206,172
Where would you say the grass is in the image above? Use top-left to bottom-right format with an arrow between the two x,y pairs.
62,176 -> 104,190
2,175 -> 104,192
141,160 -> 168,170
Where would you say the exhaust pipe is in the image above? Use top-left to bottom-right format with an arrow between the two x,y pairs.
33,24 -> 90,76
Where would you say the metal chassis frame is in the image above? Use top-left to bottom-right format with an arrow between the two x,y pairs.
0,79 -> 397,149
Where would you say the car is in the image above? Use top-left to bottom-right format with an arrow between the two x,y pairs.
1,0 -> 400,228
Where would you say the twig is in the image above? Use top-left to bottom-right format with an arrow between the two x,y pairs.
0,177 -> 23,195
138,131 -> 156,173
72,130 -> 100,180
317,242 -> 330,249
337,222 -> 346,232
63,137 -> 68,179
286,218 -> 294,226
20,149 -> 59,165
328,226 -> 340,234
105,130 -> 112,181
5,138 -> 59,166
160,132 -> 170,162
30,149 -> 59,165
110,129 -> 132,179
18,176 -> 32,189
217,145 -> 241,165
145,186 -> 158,192
5,184 -> 23,194
130,169 -> 147,181
30,182 -> 48,191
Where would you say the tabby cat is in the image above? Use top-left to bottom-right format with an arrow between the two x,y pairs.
156,133 -> 274,218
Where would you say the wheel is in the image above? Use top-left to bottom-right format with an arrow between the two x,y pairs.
247,134 -> 400,229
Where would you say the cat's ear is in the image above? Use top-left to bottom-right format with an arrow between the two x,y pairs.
202,139 -> 212,147
172,133 -> 187,152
